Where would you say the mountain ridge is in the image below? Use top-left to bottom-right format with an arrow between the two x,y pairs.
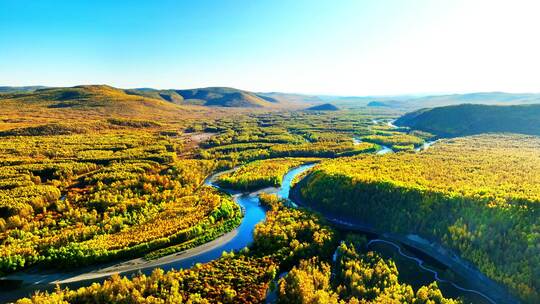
305,103 -> 340,111
395,103 -> 540,137
4,84 -> 540,110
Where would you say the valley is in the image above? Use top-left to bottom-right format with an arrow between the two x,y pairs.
0,0 -> 540,304
0,86 -> 537,304
3,2 -> 539,303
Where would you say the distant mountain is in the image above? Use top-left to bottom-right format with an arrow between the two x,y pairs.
391,92 -> 540,110
395,103 -> 540,137
8,85 -> 540,111
332,92 -> 540,110
0,86 -> 48,93
367,100 -> 408,108
305,103 -> 339,111
408,92 -> 540,108
0,85 -> 186,118
129,87 -> 279,108
331,95 -> 412,108
175,87 -> 277,108
125,89 -> 184,104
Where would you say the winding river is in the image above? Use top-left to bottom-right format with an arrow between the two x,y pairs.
367,239 -> 497,304
0,135 -> 516,303
0,164 -> 314,303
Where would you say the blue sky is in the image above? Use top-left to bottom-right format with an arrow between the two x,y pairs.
1,0 -> 539,95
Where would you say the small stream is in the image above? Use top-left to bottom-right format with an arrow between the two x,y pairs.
263,163 -> 506,304
363,118 -> 439,154
353,136 -> 394,154
294,212 -> 515,304
376,145 -> 394,154
367,239 -> 497,304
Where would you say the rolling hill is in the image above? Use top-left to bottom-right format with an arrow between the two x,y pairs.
0,84 -> 312,133
395,103 -> 540,137
175,87 -> 277,107
305,103 -> 339,111
2,85 -> 287,110
0,85 -> 182,112
125,88 -> 184,104
0,85 -> 208,130
128,87 -> 279,108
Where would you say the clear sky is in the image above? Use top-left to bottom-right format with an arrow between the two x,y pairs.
1,0 -> 539,95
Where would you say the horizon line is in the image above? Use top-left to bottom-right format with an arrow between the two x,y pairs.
1,83 -> 540,98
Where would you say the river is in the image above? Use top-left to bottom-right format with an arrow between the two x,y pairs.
0,164 -> 315,303
0,147 -> 514,303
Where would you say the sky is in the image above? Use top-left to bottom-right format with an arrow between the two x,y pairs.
1,0 -> 539,96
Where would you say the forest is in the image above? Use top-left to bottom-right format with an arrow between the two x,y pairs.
298,134 -> 540,303
0,133 -> 241,273
0,105 -> 533,303
395,103 -> 540,137
4,2 -> 540,302
216,158 -> 317,190
16,194 -> 457,304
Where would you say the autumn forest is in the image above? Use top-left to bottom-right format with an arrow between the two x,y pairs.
0,81 -> 536,304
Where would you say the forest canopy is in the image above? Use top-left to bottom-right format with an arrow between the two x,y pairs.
299,134 -> 540,302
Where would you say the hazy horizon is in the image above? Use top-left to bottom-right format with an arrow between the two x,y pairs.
3,83 -> 540,99
2,0 -> 539,95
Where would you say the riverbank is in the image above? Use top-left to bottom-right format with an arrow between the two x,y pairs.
2,158 -> 520,304
1,168 -> 250,303
289,176 -> 519,304
0,227 -> 241,302
1,163 -> 316,303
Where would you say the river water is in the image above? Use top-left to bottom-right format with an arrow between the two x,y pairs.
173,164 -> 316,271
158,127 -> 513,304
0,165 -> 315,303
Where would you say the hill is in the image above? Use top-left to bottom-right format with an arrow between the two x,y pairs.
0,86 -> 48,93
0,85 -> 182,112
367,100 -> 412,108
298,134 -> 540,302
395,103 -> 540,137
128,87 -> 278,108
175,87 -> 278,108
125,88 -> 184,104
305,103 -> 339,111
0,85 -> 207,130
